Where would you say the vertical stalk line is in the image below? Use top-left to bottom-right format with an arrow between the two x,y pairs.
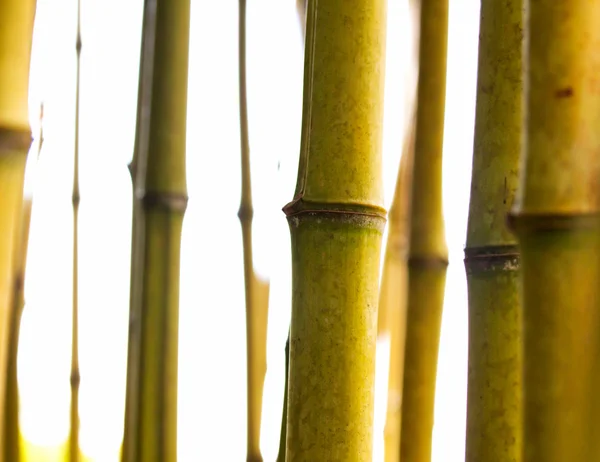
399,0 -> 449,460
463,0 -> 523,460
0,2 -> 37,461
237,1 -> 270,460
69,1 -> 82,460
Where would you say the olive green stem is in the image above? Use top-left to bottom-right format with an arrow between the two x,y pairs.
400,0 -> 449,461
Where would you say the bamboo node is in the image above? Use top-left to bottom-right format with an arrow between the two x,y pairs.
0,126 -> 32,153
407,255 -> 449,269
72,191 -> 81,207
463,244 -> 519,273
238,202 -> 254,222
507,211 -> 600,233
70,371 -> 81,388
141,191 -> 188,213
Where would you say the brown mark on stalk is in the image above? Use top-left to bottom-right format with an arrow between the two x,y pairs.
0,127 -> 32,153
555,86 -> 573,98
464,245 -> 520,274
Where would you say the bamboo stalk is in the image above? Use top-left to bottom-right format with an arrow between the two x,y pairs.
464,1 -> 523,461
399,0 -> 449,460
69,1 -> 83,460
282,0 -> 387,459
275,332 -> 289,462
507,1 -> 600,460
379,114 -> 415,462
237,2 -> 271,460
3,104 -> 43,462
121,0 -> 191,459
0,2 -> 37,461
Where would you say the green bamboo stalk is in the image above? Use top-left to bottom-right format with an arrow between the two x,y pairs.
69,2 -> 82,460
464,1 -> 523,461
379,114 -> 415,462
121,7 -> 149,462
282,0 -> 387,459
0,2 -> 37,461
121,0 -> 191,459
507,2 -> 600,460
275,332 -> 289,462
399,0 -> 449,460
3,104 -> 43,462
237,2 -> 270,460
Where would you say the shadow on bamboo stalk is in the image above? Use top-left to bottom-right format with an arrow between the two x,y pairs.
378,113 -> 414,462
3,104 -> 43,462
237,2 -> 270,461
282,0 -> 387,459
464,1 -> 523,461
69,1 -> 83,460
121,0 -> 191,460
508,1 -> 600,460
399,0 -> 449,460
0,2 -> 37,462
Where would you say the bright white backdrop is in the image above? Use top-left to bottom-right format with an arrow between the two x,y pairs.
17,0 -> 479,460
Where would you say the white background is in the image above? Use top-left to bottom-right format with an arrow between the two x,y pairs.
17,0 -> 479,460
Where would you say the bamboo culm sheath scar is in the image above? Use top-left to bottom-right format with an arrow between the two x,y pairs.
464,0 -> 523,461
121,0 -> 191,460
400,0 -> 449,460
508,1 -> 600,461
283,0 -> 387,460
0,1 -> 37,461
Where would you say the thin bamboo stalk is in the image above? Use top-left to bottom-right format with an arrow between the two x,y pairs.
275,332 -> 289,462
283,0 -> 387,459
69,2 -> 82,460
121,7 -> 149,462
121,0 -> 191,459
379,114 -> 415,462
507,1 -> 600,460
0,2 -> 37,461
237,2 -> 270,460
399,0 -> 449,460
464,1 -> 523,461
3,104 -> 43,462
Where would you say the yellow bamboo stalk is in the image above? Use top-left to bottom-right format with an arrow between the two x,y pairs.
237,2 -> 270,460
464,0 -> 523,460
379,114 -> 415,462
399,0 -> 449,460
283,0 -> 387,459
121,0 -> 191,459
0,2 -> 37,461
69,1 -> 82,460
3,104 -> 43,462
508,1 -> 600,460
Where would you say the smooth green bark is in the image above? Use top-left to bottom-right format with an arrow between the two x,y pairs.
400,0 -> 449,460
283,0 -> 387,460
509,1 -> 600,460
464,1 -> 523,461
121,0 -> 191,460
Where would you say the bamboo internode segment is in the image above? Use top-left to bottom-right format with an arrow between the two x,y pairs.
237,1 -> 270,460
379,115 -> 414,462
508,1 -> 600,461
400,0 -> 449,460
464,1 -> 523,461
276,332 -> 290,462
0,2 -> 37,461
121,0 -> 191,460
283,0 -> 387,460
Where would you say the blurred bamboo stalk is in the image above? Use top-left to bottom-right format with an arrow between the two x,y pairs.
283,0 -> 387,459
237,1 -> 270,460
378,114 -> 415,462
69,1 -> 83,460
464,0 -> 523,460
0,2 -> 37,461
121,0 -> 191,459
399,0 -> 449,460
508,1 -> 600,460
3,104 -> 43,462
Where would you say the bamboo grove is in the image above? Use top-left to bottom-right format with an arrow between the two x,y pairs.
3,0 -> 600,461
